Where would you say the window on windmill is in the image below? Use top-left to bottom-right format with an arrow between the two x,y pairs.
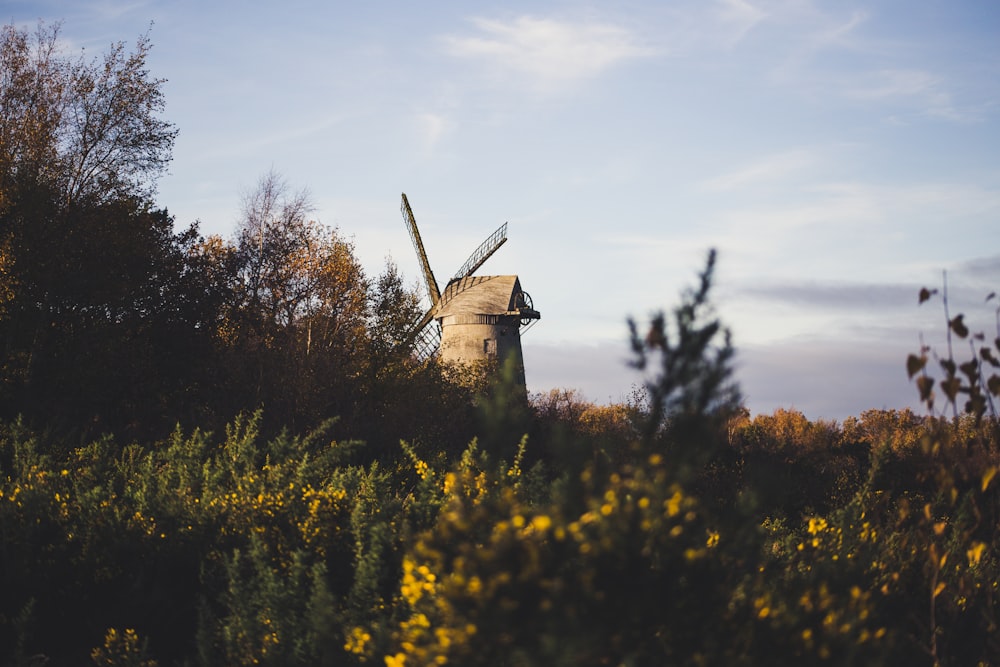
484,339 -> 497,356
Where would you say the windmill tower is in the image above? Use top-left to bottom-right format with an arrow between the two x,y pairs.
400,193 -> 540,387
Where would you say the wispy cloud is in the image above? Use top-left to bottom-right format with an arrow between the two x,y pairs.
714,0 -> 766,47
737,281 -> 917,311
701,148 -> 819,191
763,6 -> 869,83
192,113 -> 347,161
956,254 -> 1000,277
442,16 -> 657,91
845,69 -> 971,121
737,335 -> 921,419
80,0 -> 154,26
417,112 -> 449,153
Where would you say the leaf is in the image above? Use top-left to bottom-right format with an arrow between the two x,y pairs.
981,347 -> 1000,368
933,582 -> 946,598
988,374 -> 1000,397
917,375 -> 935,402
906,354 -> 927,379
949,314 -> 969,338
987,292 -> 996,302
940,377 -> 961,402
960,360 -> 979,382
940,358 -> 956,376
966,394 -> 987,419
919,287 -> 937,304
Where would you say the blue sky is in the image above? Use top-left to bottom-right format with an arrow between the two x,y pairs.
9,0 -> 1000,420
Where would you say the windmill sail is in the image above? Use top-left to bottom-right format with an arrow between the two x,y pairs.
452,222 -> 507,282
400,193 -> 440,306
412,321 -> 442,361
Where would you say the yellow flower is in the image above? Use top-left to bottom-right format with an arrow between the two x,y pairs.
345,626 -> 371,654
665,490 -> 683,517
807,517 -> 827,535
967,541 -> 986,566
530,515 -> 552,532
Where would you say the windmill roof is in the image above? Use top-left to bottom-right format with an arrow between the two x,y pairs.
435,275 -> 523,318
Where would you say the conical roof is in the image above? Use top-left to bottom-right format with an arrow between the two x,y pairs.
435,275 -> 524,318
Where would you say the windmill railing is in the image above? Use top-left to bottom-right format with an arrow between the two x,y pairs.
452,222 -> 507,281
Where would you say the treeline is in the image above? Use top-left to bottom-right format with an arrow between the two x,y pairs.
4,21 -> 1000,667
0,23 -> 474,452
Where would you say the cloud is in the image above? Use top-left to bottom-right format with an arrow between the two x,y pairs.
417,112 -> 449,152
83,0 -> 152,22
701,148 -> 819,192
737,335 -> 922,420
736,281 -> 919,312
524,339 -> 639,403
190,113 -> 347,161
524,331 -> 925,421
714,0 -> 766,46
442,15 -> 657,91
707,179 -> 1000,264
846,69 -> 969,121
956,254 -> 1000,277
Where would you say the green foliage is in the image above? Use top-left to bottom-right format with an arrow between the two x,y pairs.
629,249 -> 740,436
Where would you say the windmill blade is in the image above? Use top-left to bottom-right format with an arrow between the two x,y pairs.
404,307 -> 442,360
411,307 -> 437,339
412,320 -> 442,361
401,193 -> 441,306
452,222 -> 507,281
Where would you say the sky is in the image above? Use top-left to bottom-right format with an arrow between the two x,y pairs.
8,0 -> 1000,421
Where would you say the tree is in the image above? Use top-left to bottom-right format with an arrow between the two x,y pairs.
0,21 -> 176,207
63,29 -> 177,206
0,22 -> 66,210
0,22 -> 214,439
234,170 -> 317,325
367,259 -> 423,363
221,170 -> 372,429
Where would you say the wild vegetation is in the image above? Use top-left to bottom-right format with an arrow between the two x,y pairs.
2,22 -> 1000,667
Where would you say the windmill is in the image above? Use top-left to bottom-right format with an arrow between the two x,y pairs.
400,193 -> 540,386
